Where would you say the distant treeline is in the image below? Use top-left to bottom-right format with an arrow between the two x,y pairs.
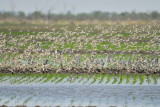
0,11 -> 160,21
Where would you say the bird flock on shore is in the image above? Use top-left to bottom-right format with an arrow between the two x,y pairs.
0,23 -> 160,75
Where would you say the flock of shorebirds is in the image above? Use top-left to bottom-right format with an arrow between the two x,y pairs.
0,24 -> 159,75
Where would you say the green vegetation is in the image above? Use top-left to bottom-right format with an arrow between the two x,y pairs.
55,74 -> 69,84
90,73 -> 101,84
153,75 -> 158,84
126,74 -> 132,84
118,74 -> 125,84
106,74 -> 114,84
99,73 -> 108,84
133,74 -> 139,84
139,74 -> 145,85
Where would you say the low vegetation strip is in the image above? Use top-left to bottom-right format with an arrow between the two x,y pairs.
0,73 -> 158,85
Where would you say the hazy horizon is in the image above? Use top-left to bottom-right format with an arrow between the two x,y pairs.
0,0 -> 160,14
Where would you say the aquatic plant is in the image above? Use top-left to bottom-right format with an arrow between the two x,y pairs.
112,76 -> 117,84
139,74 -> 145,85
51,73 -> 60,82
153,75 -> 157,84
55,74 -> 69,84
36,73 -> 49,83
133,74 -> 139,84
99,73 -> 108,84
70,74 -> 80,83
83,74 -> 92,84
23,96 -> 32,105
70,98 -> 74,106
118,74 -> 125,84
132,96 -> 136,102
90,73 -> 101,84
29,74 -> 42,83
4,99 -> 10,105
106,74 -> 114,84
126,74 -> 132,84
78,74 -> 87,83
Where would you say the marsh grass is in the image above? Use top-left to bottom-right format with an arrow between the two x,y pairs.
78,74 -> 87,83
29,74 -> 42,83
112,74 -> 120,84
18,75 -> 33,84
55,74 -> 69,84
133,74 -> 139,84
71,74 -> 80,83
70,98 -> 74,105
4,99 -> 10,105
36,73 -> 48,83
0,73 -> 159,85
139,74 -> 145,85
90,73 -> 102,84
99,73 -> 108,84
0,73 -> 13,82
51,73 -> 60,82
12,74 -> 27,84
23,96 -> 32,105
106,74 -> 114,84
153,75 -> 157,84
25,73 -> 36,83
43,74 -> 55,83
118,74 -> 126,84
146,75 -> 151,84
126,74 -> 132,84
83,74 -> 92,84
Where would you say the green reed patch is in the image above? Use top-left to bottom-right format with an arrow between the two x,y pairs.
55,74 -> 69,84
106,74 -> 114,84
133,74 -> 139,84
90,73 -> 102,84
153,75 -> 158,84
118,74 -> 126,84
99,73 -> 108,84
0,73 -> 158,85
139,74 -> 145,85
83,74 -> 92,84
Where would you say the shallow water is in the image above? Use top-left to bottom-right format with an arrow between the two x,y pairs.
0,83 -> 160,106
0,75 -> 160,106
